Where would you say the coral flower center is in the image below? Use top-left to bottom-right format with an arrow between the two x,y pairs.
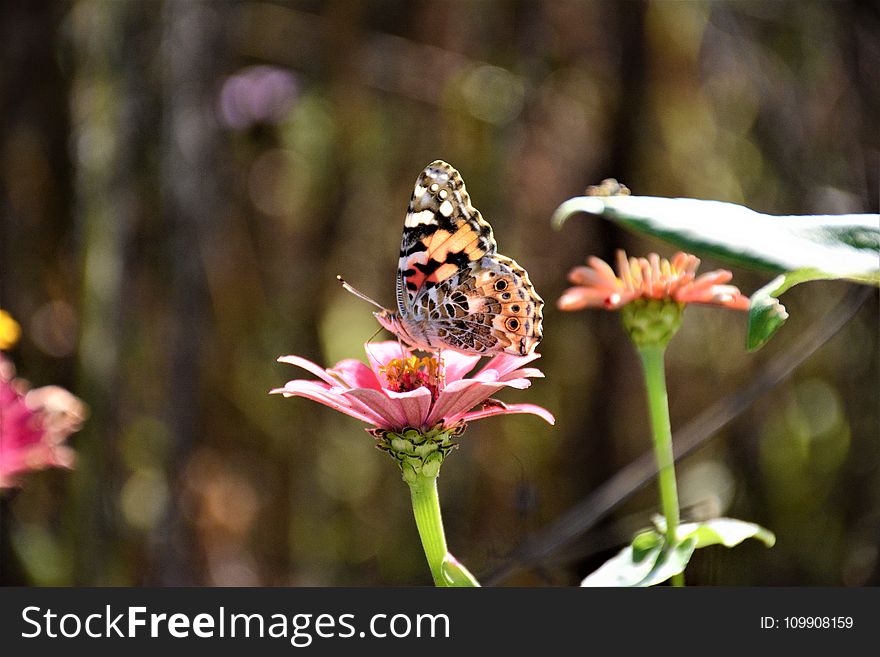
379,356 -> 442,398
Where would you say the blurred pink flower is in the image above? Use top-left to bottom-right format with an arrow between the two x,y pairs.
270,341 -> 554,432
0,355 -> 87,488
558,250 -> 750,312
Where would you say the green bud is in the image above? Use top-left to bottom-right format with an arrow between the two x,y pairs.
631,529 -> 663,563
621,299 -> 685,349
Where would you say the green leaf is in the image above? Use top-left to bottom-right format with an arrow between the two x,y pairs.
581,531 -> 696,587
746,269 -> 837,351
583,517 -> 776,587
678,517 -> 776,549
637,538 -> 697,588
580,539 -> 663,587
553,195 -> 879,349
553,196 -> 879,279
440,553 -> 481,587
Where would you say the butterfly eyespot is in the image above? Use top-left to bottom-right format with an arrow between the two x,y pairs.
494,279 -> 508,291
501,292 -> 512,300
511,304 -> 520,313
505,318 -> 520,331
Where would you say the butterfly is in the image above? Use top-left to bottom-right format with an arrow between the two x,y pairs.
340,160 -> 543,357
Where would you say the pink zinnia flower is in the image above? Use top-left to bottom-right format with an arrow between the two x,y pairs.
270,341 -> 554,433
558,250 -> 749,312
1,355 -> 87,488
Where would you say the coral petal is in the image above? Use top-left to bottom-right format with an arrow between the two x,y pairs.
557,287 -> 609,311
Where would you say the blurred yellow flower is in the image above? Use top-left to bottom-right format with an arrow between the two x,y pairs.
0,310 -> 21,350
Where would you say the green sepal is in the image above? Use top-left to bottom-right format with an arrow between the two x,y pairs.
373,423 -> 463,481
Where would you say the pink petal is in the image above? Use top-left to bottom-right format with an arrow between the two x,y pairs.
475,352 -> 542,382
329,359 -> 381,390
428,379 -> 511,425
270,380 -> 387,426
364,341 -> 409,379
492,368 -> 544,388
277,355 -> 342,387
460,402 -> 555,425
385,387 -> 433,429
439,350 -> 481,383
341,388 -> 408,429
502,367 -> 544,380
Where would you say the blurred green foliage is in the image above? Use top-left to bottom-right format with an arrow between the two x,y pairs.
1,0 -> 877,586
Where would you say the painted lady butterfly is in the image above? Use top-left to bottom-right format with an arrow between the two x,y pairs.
340,160 -> 543,356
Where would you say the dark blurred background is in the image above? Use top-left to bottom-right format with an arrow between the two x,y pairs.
1,0 -> 878,586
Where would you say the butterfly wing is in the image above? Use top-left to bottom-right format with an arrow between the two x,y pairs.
395,160 -> 543,356
396,160 -> 496,316
417,254 -> 544,356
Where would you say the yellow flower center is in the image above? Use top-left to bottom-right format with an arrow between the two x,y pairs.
0,310 -> 21,350
379,355 -> 442,398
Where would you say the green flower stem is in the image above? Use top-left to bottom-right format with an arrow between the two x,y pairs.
408,472 -> 479,587
638,344 -> 684,587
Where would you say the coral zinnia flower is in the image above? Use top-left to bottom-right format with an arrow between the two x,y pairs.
0,355 -> 87,488
270,341 -> 554,433
558,250 -> 749,312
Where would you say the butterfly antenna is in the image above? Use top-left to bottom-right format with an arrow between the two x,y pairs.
336,275 -> 385,310
366,325 -> 384,345
364,327 -> 390,367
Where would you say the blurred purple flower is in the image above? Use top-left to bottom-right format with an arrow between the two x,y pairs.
218,65 -> 298,130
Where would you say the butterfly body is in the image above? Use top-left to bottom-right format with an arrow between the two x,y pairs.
372,160 -> 543,357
